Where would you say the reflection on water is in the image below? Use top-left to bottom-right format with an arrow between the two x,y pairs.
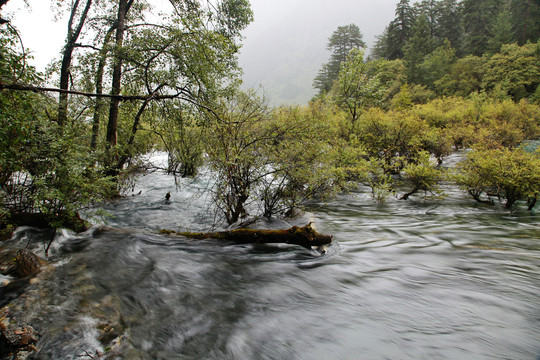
1,159 -> 539,359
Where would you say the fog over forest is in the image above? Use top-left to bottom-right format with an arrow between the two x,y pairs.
239,0 -> 408,105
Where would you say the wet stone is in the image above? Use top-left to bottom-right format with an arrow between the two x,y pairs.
0,307 -> 38,359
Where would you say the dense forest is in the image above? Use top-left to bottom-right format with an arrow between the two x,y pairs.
0,0 -> 539,238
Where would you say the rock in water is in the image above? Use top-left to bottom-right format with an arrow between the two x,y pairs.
15,249 -> 46,278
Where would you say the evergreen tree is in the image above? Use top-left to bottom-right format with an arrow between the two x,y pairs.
510,0 -> 540,45
371,26 -> 391,60
314,24 -> 366,94
462,0 -> 505,56
487,8 -> 514,54
403,15 -> 435,84
387,0 -> 416,59
415,0 -> 439,39
434,0 -> 463,51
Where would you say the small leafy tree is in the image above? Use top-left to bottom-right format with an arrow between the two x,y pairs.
151,102 -> 204,178
330,48 -> 385,125
204,91 -> 270,224
400,151 -> 445,200
354,108 -> 427,173
454,148 -> 539,209
483,42 -> 540,101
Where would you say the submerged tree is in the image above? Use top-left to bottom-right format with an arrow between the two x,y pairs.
455,147 -> 539,209
203,91 -> 342,224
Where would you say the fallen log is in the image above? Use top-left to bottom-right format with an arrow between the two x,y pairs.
160,223 -> 333,250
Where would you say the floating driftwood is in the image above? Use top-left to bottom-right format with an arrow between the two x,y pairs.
160,223 -> 333,250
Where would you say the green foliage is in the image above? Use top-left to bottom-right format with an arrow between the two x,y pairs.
391,83 -> 413,111
483,42 -> 540,101
0,90 -> 115,222
204,92 -> 344,223
455,148 -> 540,208
354,108 -> 427,172
0,26 -> 116,229
462,0 -> 505,56
370,0 -> 540,100
375,0 -> 415,60
361,158 -> 395,203
510,0 -> 540,45
264,104 -> 344,217
369,59 -> 406,106
419,39 -> 457,92
403,15 -> 436,83
486,9 -> 514,55
330,49 -> 385,123
401,151 -> 445,200
435,56 -> 485,97
152,102 -> 204,177
314,24 -> 366,94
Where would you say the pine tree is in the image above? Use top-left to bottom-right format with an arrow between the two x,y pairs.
387,0 -> 416,59
487,9 -> 514,54
510,0 -> 540,45
404,15 -> 435,84
314,24 -> 366,94
435,0 -> 463,52
462,0 -> 505,56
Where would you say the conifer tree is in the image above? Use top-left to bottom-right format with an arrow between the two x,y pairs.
314,24 -> 366,94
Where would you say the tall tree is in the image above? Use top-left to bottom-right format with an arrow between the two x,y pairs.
57,0 -> 93,127
387,0 -> 415,59
461,0 -> 504,56
486,8 -> 514,54
510,0 -> 540,45
105,0 -> 131,153
435,0 -> 463,52
415,0 -> 439,39
403,15 -> 435,84
314,24 -> 366,94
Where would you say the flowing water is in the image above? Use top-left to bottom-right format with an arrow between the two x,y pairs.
1,153 -> 539,359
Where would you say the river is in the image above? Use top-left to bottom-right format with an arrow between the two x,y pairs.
1,153 -> 539,359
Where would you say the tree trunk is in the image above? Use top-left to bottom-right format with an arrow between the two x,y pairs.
115,97 -> 151,169
527,196 -> 537,210
160,223 -> 333,250
106,0 -> 129,150
91,26 -> 115,150
57,0 -> 93,127
400,187 -> 418,200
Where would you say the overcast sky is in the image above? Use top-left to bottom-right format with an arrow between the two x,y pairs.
239,0 -> 403,104
4,0 -> 405,105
